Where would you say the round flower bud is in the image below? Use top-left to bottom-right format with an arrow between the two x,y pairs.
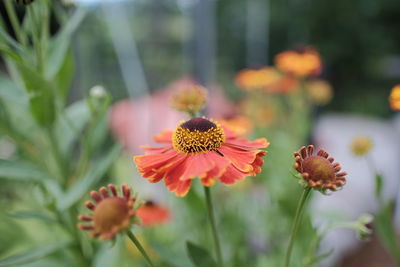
170,84 -> 207,115
350,136 -> 373,156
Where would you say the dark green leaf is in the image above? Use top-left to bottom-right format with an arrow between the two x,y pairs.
186,241 -> 217,267
0,242 -> 71,266
54,49 -> 75,100
374,202 -> 400,263
17,64 -> 55,127
57,145 -> 121,211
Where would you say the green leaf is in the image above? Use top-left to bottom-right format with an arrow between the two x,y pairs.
0,159 -> 63,199
186,241 -> 217,267
0,159 -> 51,181
46,8 -> 86,79
54,49 -> 75,100
374,202 -> 400,263
306,249 -> 334,266
57,145 -> 121,211
0,242 -> 71,266
0,73 -> 28,104
374,174 -> 383,200
55,100 -> 90,156
7,211 -> 56,223
17,64 -> 55,127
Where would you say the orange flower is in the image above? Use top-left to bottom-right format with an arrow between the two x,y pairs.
389,85 -> 400,111
137,201 -> 171,227
134,117 -> 269,197
294,145 -> 347,192
306,80 -> 333,105
217,116 -> 253,136
275,47 -> 322,77
78,184 -> 136,240
264,74 -> 299,94
235,67 -> 281,91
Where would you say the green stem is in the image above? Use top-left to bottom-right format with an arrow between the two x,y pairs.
285,187 -> 312,267
4,0 -> 26,45
48,129 -> 68,182
126,230 -> 155,267
204,186 -> 223,266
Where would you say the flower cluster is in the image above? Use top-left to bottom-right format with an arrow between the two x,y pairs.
275,46 -> 322,77
235,46 -> 333,106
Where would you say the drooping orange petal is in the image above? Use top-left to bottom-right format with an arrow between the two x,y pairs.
134,151 -> 181,182
200,152 -> 230,180
201,177 -> 216,186
226,137 -> 269,150
179,153 -> 217,181
219,145 -> 256,172
219,164 -> 247,185
249,151 -> 266,175
175,180 -> 192,197
153,130 -> 173,143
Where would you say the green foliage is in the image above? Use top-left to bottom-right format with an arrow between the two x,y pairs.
0,242 -> 72,267
186,241 -> 217,267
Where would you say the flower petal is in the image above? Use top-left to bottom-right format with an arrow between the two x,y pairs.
153,130 -> 173,143
134,151 -> 182,182
226,137 -> 269,149
179,153 -> 217,181
219,164 -> 247,185
219,145 -> 256,172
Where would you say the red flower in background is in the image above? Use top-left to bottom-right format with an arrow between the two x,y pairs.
137,201 -> 171,227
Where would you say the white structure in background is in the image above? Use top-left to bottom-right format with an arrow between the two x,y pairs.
311,113 -> 400,265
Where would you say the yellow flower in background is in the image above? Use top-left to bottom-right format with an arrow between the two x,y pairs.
389,85 -> 400,111
306,80 -> 333,106
170,84 -> 207,114
275,47 -> 322,77
350,136 -> 373,156
235,67 -> 281,91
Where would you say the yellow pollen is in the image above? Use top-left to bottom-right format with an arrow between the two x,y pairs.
172,118 -> 225,154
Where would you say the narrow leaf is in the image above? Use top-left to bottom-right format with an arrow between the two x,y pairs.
57,145 -> 121,210
0,159 -> 51,181
0,242 -> 71,266
186,241 -> 217,267
7,211 -> 57,223
46,8 -> 86,79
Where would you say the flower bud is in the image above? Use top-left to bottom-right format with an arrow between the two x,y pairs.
350,136 -> 373,156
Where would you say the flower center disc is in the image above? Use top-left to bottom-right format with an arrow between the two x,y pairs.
93,198 -> 129,232
302,156 -> 336,182
173,118 -> 225,154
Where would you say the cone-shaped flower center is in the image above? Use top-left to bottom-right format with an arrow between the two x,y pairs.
173,117 -> 225,153
93,197 -> 130,233
302,156 -> 335,182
